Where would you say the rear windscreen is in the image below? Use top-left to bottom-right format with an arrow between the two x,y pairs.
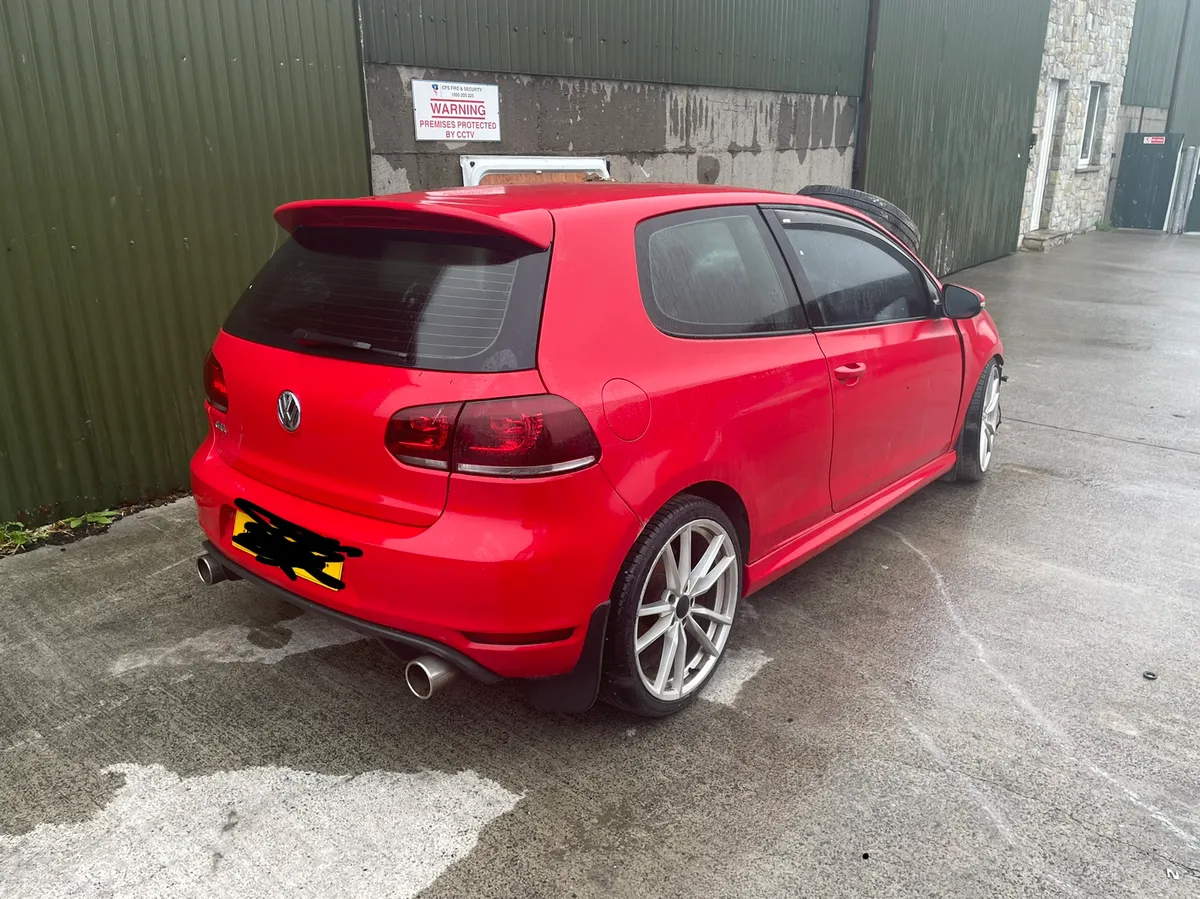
223,227 -> 550,372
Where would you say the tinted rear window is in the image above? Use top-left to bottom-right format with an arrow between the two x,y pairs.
223,227 -> 550,372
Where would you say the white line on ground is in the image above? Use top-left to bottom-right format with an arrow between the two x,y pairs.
882,526 -> 1200,850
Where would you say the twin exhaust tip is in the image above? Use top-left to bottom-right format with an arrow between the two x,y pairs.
196,553 -> 459,700
404,655 -> 459,699
196,552 -> 236,586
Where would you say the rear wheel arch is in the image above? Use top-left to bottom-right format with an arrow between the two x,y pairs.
673,481 -> 750,567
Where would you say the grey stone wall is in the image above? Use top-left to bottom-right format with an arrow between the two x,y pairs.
367,65 -> 856,194
1020,0 -> 1137,244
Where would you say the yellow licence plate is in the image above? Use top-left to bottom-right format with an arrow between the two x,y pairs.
232,507 -> 346,590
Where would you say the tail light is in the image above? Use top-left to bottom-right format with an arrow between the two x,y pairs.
385,403 -> 462,470
204,351 -> 228,412
386,395 -> 600,477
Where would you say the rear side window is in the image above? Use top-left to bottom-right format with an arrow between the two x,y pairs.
635,207 -> 801,337
223,227 -> 550,372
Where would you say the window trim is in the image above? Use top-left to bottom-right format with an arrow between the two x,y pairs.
764,207 -> 940,332
1079,82 -> 1105,167
634,205 -> 809,340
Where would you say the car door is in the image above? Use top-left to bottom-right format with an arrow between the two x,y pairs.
768,208 -> 963,512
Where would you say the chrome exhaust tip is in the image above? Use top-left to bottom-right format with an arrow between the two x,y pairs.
405,655 -> 459,700
196,553 -> 228,586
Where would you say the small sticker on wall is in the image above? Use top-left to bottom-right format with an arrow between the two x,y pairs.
1144,135 -> 1167,145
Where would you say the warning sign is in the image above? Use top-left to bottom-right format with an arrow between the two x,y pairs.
1144,135 -> 1167,145
412,80 -> 500,142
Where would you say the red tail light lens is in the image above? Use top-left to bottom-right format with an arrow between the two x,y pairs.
385,403 -> 463,470
385,396 -> 600,477
454,396 -> 600,476
204,351 -> 228,413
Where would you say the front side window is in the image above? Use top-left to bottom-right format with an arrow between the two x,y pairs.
636,208 -> 799,337
1079,82 -> 1108,166
775,214 -> 932,329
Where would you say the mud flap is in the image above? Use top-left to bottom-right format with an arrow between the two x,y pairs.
524,602 -> 609,714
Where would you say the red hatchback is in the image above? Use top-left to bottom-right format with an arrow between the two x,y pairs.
192,183 -> 1003,717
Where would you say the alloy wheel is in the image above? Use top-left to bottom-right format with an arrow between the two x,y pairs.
633,519 -> 739,701
979,367 -> 1001,471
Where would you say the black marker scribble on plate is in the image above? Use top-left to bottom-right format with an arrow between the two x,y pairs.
233,498 -> 363,591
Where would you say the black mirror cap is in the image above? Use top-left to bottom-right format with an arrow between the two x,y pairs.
943,284 -> 983,320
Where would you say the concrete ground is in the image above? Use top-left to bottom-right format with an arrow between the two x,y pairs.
2,232 -> 1198,898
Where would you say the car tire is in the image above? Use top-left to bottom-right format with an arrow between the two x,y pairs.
601,496 -> 743,717
796,184 -> 922,253
948,358 -> 1003,483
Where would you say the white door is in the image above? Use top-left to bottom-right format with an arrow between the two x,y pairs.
1030,80 -> 1061,232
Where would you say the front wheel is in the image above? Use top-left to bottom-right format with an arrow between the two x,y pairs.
602,496 -> 742,717
949,358 -> 1002,482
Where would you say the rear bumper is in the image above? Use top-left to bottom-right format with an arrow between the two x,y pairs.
190,435 -> 641,680
201,539 -> 502,682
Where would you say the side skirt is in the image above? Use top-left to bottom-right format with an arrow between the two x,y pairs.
745,451 -> 956,595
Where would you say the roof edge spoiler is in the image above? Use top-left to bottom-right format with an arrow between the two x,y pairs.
273,198 -> 554,249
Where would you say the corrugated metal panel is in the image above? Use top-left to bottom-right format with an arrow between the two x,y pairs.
361,0 -> 870,96
1169,2 -> 1200,146
0,0 -> 369,520
1122,0 -> 1187,109
863,0 -> 1051,275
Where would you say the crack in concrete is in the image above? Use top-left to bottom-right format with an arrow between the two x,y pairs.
1006,417 -> 1200,457
882,526 -> 1200,853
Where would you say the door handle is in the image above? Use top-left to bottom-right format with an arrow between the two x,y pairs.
833,362 -> 867,382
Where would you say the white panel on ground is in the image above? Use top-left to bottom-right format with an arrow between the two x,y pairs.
0,763 -> 520,899
701,647 -> 773,706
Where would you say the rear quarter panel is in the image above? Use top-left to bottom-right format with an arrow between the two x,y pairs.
536,198 -> 835,563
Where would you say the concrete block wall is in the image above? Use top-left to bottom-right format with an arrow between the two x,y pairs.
1020,0 -> 1137,244
367,65 -> 857,194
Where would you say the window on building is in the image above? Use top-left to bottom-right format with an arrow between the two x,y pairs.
1079,82 -> 1108,167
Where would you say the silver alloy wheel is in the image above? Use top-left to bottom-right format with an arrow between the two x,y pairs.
634,518 -> 739,701
979,367 -> 1001,471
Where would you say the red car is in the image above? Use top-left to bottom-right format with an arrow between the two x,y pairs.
192,183 -> 1003,717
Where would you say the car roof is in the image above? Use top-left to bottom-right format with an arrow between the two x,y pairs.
387,181 -> 804,214
273,182 -> 872,252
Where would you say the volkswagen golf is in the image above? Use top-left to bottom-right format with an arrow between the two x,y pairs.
192,182 -> 1004,717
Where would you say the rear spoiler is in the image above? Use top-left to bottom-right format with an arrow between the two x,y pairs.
273,197 -> 553,249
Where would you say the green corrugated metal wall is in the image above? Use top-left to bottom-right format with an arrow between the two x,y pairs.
863,0 -> 1051,275
1168,2 -> 1200,146
0,0 -> 369,521
1122,0 -> 1187,108
360,0 -> 871,97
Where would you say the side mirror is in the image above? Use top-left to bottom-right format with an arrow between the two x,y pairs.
942,284 -> 983,320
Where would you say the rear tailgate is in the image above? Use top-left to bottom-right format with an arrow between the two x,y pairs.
211,334 -> 544,526
211,213 -> 553,527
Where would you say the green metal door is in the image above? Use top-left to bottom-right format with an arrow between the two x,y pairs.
862,0 -> 1051,275
0,0 -> 369,521
1111,133 -> 1185,230
1186,173 -> 1200,233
